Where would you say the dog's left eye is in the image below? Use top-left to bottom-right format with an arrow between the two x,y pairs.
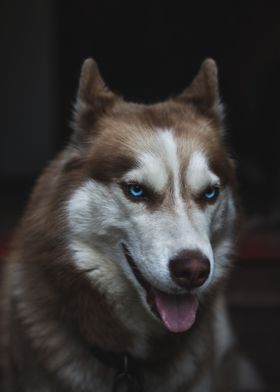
126,184 -> 145,198
203,186 -> 220,202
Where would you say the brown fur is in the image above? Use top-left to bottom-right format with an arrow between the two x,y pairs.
0,58 -> 239,391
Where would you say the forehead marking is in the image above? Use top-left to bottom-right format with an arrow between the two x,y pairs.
186,151 -> 220,193
157,129 -> 180,178
157,129 -> 182,203
123,152 -> 168,192
123,129 -> 180,194
154,129 -> 181,196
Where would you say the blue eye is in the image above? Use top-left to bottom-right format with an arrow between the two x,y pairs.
203,186 -> 219,201
127,184 -> 144,198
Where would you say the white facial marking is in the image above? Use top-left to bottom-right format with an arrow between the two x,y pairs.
124,152 -> 168,192
187,151 -> 220,194
123,129 -> 181,194
157,130 -> 180,178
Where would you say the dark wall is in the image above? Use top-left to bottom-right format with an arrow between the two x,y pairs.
0,0 -> 57,178
1,1 -> 280,221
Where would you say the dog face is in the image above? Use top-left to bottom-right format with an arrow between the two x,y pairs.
67,59 -> 237,333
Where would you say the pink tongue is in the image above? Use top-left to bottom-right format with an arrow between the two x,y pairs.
154,290 -> 199,333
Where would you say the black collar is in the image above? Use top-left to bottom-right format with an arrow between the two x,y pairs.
90,345 -> 143,392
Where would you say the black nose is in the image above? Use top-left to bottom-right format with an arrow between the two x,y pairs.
169,250 -> 210,290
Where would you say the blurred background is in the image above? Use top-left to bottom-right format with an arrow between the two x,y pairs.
0,0 -> 279,390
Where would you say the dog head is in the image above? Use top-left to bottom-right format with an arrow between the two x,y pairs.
67,59 -> 238,333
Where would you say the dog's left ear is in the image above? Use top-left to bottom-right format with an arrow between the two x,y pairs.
72,58 -> 119,144
177,59 -> 223,118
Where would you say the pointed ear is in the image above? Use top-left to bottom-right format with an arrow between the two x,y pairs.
72,59 -> 118,143
77,58 -> 115,105
177,58 -> 223,117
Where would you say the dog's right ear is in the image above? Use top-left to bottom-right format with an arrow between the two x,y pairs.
72,58 -> 119,144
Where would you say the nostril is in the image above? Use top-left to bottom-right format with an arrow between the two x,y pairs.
173,265 -> 192,279
169,249 -> 210,290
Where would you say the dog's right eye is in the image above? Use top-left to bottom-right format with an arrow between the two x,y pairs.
127,184 -> 144,198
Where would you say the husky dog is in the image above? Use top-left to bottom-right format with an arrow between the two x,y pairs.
1,58 -> 240,391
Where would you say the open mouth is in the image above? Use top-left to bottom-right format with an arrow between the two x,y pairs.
122,244 -> 199,333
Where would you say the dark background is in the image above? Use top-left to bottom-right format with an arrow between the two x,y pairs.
1,0 -> 280,221
0,1 -> 280,390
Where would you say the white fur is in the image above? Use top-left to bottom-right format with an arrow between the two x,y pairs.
123,129 -> 181,194
156,129 -> 181,187
187,151 -> 220,194
124,152 -> 168,192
